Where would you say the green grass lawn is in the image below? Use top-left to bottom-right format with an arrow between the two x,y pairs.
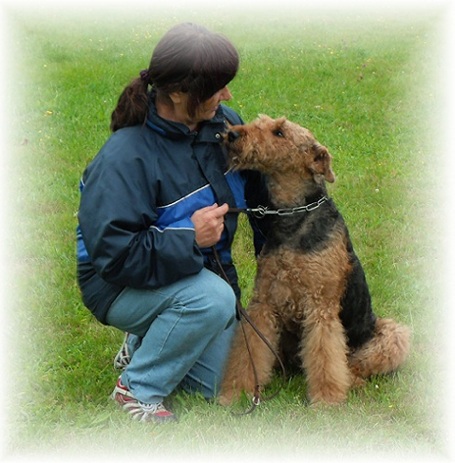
3,4 -> 449,461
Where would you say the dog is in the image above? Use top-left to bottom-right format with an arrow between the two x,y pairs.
219,115 -> 411,405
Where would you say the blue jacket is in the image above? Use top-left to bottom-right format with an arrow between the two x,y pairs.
77,101 -> 269,324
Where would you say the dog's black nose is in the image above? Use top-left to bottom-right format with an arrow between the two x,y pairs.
227,130 -> 240,143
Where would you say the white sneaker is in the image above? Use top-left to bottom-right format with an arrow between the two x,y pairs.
111,377 -> 176,423
113,333 -> 131,370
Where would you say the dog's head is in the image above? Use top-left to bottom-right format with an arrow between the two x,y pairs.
225,115 -> 335,184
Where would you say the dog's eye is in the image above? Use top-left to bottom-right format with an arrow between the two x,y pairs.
273,129 -> 284,138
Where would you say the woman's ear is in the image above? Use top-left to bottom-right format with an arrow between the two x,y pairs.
168,91 -> 185,104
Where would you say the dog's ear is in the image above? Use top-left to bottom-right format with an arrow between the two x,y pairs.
310,143 -> 336,183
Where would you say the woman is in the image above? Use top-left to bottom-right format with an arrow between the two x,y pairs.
77,23 -> 268,423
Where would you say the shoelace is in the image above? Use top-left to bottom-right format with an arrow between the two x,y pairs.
122,400 -> 172,422
113,334 -> 131,370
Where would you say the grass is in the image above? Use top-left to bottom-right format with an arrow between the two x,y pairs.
2,4 -> 449,462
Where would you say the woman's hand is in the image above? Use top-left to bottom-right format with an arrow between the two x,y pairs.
191,203 -> 229,248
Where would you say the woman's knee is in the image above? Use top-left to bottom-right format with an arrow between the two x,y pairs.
197,270 -> 237,326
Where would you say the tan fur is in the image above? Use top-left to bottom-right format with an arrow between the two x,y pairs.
348,318 -> 411,379
219,115 -> 411,406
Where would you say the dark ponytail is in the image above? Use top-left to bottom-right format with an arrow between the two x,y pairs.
110,75 -> 149,132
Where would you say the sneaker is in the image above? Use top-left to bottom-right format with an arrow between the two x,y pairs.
113,333 -> 131,371
111,378 -> 176,423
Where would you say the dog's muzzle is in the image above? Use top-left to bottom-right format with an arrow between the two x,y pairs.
227,130 -> 240,143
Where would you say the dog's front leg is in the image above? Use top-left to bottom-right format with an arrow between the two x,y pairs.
219,300 -> 282,406
301,305 -> 351,405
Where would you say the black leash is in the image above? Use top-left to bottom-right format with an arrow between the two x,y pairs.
211,246 -> 287,415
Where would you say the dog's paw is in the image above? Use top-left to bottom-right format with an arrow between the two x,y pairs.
309,390 -> 347,406
309,397 -> 346,408
350,375 -> 366,389
218,393 -> 235,406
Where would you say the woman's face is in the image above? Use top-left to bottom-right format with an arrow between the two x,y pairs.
162,86 -> 233,130
194,86 -> 233,122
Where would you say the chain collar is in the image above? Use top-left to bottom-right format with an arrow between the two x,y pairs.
230,196 -> 328,219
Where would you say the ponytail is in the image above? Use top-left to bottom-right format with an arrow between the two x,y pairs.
110,74 -> 149,132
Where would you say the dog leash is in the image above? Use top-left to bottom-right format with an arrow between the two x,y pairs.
211,246 -> 287,415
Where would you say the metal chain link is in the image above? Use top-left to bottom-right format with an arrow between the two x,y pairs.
247,196 -> 328,218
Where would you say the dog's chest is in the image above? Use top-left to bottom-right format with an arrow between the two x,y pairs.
266,204 -> 341,254
255,228 -> 351,322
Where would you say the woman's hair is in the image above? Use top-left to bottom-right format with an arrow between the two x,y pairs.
110,23 -> 239,132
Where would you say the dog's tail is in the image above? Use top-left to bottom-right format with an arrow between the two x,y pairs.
348,317 -> 411,379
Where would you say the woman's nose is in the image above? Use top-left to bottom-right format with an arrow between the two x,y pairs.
220,86 -> 232,101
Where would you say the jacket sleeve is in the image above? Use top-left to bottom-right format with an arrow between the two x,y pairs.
78,136 -> 204,289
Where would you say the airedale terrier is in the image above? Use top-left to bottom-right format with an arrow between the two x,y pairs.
219,115 -> 411,406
